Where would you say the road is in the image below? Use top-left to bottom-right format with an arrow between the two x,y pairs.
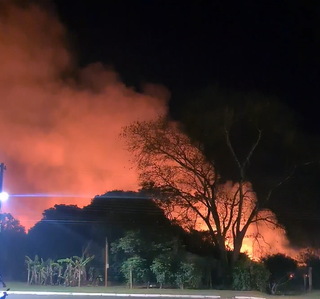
7,296 -> 221,299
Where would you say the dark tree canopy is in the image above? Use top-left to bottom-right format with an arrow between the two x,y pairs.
122,88 -> 320,282
84,190 -> 178,242
27,190 -> 185,262
27,204 -> 87,259
179,87 -> 320,244
262,253 -> 298,294
263,253 -> 297,281
270,163 -> 320,247
180,88 -> 316,197
0,213 -> 27,280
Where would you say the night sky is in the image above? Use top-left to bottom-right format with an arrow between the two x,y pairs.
0,0 -> 319,250
53,0 -> 320,132
49,0 -> 320,247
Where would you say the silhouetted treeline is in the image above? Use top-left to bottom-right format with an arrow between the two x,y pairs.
1,190 -> 218,282
3,190 -> 320,294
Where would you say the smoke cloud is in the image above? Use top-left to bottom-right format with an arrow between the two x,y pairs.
0,1 -> 298,261
242,214 -> 299,260
0,1 -> 168,229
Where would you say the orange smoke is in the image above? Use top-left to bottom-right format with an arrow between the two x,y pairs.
240,212 -> 299,260
222,182 -> 299,260
0,2 -> 298,262
164,180 -> 298,260
0,2 -> 168,229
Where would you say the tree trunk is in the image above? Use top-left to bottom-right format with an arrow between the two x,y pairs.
219,245 -> 232,286
232,239 -> 242,263
83,268 -> 87,283
39,270 -> 42,286
27,267 -> 30,285
271,283 -> 277,295
129,267 -> 133,289
34,270 -> 38,285
78,267 -> 81,287
50,270 -> 53,286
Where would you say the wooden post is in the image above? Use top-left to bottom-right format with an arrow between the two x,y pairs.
0,163 -> 6,233
309,267 -> 313,292
304,274 -> 307,292
129,266 -> 133,289
105,237 -> 109,287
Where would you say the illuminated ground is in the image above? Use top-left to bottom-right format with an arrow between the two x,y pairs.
6,293 -> 320,299
5,283 -> 320,299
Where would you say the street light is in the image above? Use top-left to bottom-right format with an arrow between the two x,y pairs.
0,191 -> 8,210
0,192 -> 8,215
0,192 -> 8,203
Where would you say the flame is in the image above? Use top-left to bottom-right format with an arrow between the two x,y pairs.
163,181 -> 298,260
0,2 -> 300,261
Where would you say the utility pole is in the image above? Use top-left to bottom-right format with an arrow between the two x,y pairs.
0,163 -> 6,211
0,163 -> 6,233
309,267 -> 313,292
105,237 -> 109,287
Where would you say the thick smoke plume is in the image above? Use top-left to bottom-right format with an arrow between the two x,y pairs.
0,1 -> 168,228
0,1 -> 297,260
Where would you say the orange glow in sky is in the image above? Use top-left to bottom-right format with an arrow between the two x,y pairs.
0,2 -> 168,229
0,1 -> 298,260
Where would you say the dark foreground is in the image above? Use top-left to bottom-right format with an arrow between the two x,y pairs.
7,292 -> 320,299
6,285 -> 320,299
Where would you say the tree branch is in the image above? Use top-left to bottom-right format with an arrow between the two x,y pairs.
262,165 -> 297,205
224,128 -> 241,171
243,128 -> 262,169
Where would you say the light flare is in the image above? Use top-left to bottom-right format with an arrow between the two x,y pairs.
0,192 -> 9,202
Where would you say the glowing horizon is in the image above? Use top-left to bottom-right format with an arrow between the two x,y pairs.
0,1 -> 299,261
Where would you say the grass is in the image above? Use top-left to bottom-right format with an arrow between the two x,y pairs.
5,282 -> 320,299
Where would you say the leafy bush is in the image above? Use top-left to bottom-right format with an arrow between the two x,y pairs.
232,259 -> 270,292
25,254 -> 95,286
150,255 -> 173,287
233,261 -> 250,290
120,255 -> 148,284
262,254 -> 297,294
251,262 -> 271,292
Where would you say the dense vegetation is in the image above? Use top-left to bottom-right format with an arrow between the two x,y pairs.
2,90 -> 320,294
1,191 -> 319,294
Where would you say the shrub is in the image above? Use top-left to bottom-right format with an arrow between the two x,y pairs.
262,254 -> 298,294
175,261 -> 202,289
120,256 -> 148,285
232,259 -> 270,292
150,255 -> 173,288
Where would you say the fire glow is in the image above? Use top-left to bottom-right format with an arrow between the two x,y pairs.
0,2 -> 168,227
164,181 -> 298,260
0,1 -> 297,260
